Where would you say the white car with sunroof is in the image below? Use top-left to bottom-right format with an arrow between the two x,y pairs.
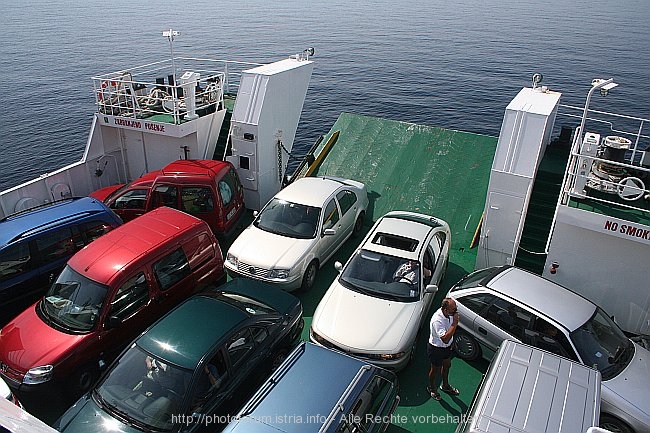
310,211 -> 451,371
225,176 -> 368,292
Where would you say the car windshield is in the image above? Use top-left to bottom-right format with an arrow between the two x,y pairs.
253,198 -> 320,239
339,250 -> 421,301
95,345 -> 192,431
570,308 -> 633,381
41,265 -> 108,332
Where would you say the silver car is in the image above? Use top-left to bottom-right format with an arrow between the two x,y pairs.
225,176 -> 368,291
448,266 -> 650,433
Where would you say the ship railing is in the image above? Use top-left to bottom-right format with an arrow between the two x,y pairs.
91,57 -> 262,123
555,102 -> 650,221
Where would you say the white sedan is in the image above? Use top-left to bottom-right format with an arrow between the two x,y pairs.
225,176 -> 368,291
310,211 -> 451,371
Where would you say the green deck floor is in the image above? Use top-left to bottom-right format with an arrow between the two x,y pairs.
294,113 -> 498,432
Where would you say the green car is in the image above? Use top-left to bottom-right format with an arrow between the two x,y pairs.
54,278 -> 304,433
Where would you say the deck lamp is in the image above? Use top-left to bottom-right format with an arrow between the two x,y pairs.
578,78 -> 618,142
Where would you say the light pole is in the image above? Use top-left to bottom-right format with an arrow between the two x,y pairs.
163,29 -> 180,123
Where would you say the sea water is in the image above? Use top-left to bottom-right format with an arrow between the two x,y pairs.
0,0 -> 648,191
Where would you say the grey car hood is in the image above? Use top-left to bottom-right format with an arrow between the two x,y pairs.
601,342 -> 650,428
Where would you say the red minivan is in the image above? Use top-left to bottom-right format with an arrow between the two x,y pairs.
0,207 -> 225,408
90,159 -> 246,240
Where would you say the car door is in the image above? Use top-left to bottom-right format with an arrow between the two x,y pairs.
107,187 -> 149,222
335,189 -> 358,241
319,196 -> 344,262
99,271 -> 153,353
455,292 -> 503,357
151,247 -> 195,307
475,297 -> 535,356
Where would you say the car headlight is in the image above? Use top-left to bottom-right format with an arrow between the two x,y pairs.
365,352 -> 406,361
309,327 -> 327,345
269,268 -> 290,279
226,253 -> 238,267
23,365 -> 54,385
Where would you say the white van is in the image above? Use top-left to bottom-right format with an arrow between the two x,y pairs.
457,340 -> 601,433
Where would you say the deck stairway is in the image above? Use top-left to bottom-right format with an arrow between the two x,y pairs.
515,143 -> 570,274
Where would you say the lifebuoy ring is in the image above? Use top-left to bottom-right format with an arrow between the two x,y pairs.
98,80 -> 109,101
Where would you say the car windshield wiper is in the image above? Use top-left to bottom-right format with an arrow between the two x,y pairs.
98,393 -> 153,431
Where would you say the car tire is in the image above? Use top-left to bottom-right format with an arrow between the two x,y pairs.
70,362 -> 99,396
270,348 -> 289,371
600,414 -> 634,433
300,260 -> 318,292
352,212 -> 365,238
454,329 -> 482,361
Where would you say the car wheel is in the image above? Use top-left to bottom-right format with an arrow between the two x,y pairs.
352,212 -> 365,238
70,363 -> 99,396
454,329 -> 482,361
300,260 -> 318,292
600,414 -> 634,433
270,348 -> 289,371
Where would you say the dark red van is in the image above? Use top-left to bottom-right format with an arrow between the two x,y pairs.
90,159 -> 246,240
0,207 -> 225,406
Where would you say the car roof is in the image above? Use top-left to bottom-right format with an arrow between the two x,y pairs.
232,343 -> 372,433
137,295 -> 248,370
0,197 -> 112,246
482,267 -> 596,331
274,177 -> 345,208
361,211 -> 443,260
67,207 -> 205,284
160,159 -> 230,178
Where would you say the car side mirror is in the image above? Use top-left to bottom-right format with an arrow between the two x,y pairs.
424,284 -> 438,295
252,210 -> 259,218
334,261 -> 343,272
323,228 -> 336,237
106,316 -> 122,329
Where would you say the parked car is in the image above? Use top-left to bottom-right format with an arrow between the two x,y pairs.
90,159 -> 246,240
222,341 -> 399,433
310,211 -> 451,370
449,265 -> 650,433
0,197 -> 122,312
457,340 -> 601,433
54,278 -> 304,433
225,176 -> 368,291
0,207 -> 225,407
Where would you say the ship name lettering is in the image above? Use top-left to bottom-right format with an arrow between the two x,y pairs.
114,118 -> 141,128
144,123 -> 165,132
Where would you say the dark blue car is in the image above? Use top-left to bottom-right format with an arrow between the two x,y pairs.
0,197 -> 122,319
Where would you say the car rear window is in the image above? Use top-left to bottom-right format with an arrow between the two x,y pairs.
450,267 -> 499,292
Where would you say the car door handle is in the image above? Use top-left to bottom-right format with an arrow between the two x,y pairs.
478,327 -> 488,335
